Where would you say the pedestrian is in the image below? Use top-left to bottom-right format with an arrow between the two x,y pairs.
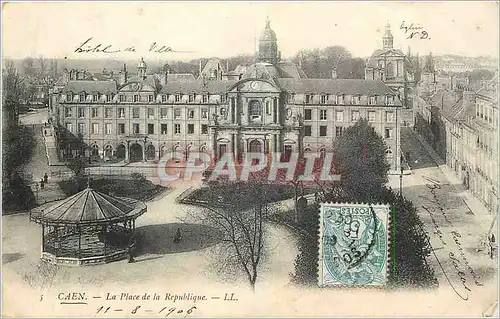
44,172 -> 48,184
40,179 -> 45,189
173,227 -> 182,243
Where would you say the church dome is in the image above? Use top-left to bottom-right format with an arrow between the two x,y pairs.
260,18 -> 277,41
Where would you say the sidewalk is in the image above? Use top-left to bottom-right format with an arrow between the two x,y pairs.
42,125 -> 65,166
407,128 -> 496,228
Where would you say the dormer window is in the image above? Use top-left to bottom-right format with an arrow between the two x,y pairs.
288,93 -> 295,103
386,95 -> 394,105
161,94 -> 167,103
353,95 -> 361,105
148,95 -> 154,103
67,93 -> 73,102
79,92 -> 86,102
93,93 -> 99,101
106,94 -> 112,102
189,93 -> 195,103
175,93 -> 181,103
369,96 -> 377,105
119,94 -> 126,102
320,94 -> 328,104
133,94 -> 139,103
338,94 -> 345,105
202,94 -> 209,103
220,94 -> 227,103
305,94 -> 313,104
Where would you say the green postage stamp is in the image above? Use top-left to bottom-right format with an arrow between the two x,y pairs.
318,203 -> 391,287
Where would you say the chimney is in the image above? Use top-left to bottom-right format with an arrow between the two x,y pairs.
118,63 -> 128,86
332,67 -> 338,79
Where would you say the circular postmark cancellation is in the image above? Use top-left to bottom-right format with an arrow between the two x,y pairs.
319,203 -> 390,287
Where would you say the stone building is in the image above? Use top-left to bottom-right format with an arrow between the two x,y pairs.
50,19 -> 403,171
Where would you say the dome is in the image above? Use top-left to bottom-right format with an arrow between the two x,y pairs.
138,57 -> 147,69
260,18 -> 277,41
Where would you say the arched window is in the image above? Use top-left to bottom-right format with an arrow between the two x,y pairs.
249,100 -> 262,122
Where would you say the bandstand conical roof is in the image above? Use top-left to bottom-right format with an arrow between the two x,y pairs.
31,188 -> 147,226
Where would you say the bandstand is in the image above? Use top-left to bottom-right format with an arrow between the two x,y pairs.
30,187 -> 147,266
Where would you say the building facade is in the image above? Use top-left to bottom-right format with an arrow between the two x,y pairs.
50,20 -> 402,171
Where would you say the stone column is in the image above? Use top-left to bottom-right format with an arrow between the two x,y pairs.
125,140 -> 130,163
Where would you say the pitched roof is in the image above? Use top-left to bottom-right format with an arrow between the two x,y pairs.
160,79 -> 238,94
276,61 -> 308,79
166,73 -> 196,81
366,48 -> 406,67
276,78 -> 397,96
65,80 -> 117,93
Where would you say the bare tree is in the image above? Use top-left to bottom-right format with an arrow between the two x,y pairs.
184,182 -> 272,291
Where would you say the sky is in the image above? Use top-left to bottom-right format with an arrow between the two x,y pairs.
2,1 -> 499,61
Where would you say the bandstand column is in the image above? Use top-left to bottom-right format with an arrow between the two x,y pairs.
78,225 -> 81,259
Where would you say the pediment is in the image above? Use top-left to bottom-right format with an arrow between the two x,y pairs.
119,82 -> 156,92
228,79 -> 281,93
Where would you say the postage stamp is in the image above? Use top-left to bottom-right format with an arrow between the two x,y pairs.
318,203 -> 391,287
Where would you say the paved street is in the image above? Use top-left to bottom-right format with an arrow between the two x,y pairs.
398,127 -> 497,303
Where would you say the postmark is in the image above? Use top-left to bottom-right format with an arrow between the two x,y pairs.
319,203 -> 391,287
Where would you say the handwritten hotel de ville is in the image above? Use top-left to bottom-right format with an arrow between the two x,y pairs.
1,1 -> 499,317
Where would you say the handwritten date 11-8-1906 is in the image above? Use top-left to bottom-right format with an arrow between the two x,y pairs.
96,305 -> 196,317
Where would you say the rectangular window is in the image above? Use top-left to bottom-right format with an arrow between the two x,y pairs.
148,123 -> 154,134
105,108 -> 112,118
133,95 -> 139,103
133,123 -> 140,134
161,95 -> 167,102
188,109 -> 195,119
369,96 -> 377,105
118,108 -> 125,118
202,94 -> 209,103
220,94 -> 227,103
65,107 -> 72,117
338,95 -> 345,105
188,94 -> 195,103
160,108 -> 168,119
386,96 -> 394,105
161,124 -> 167,134
385,128 -> 393,139
105,123 -> 112,135
132,107 -> 139,118
368,111 -> 376,122
174,108 -> 181,119
305,94 -> 313,104
354,95 -> 361,105
187,124 -> 195,134
351,111 -> 360,121
201,108 -> 208,119
320,109 -> 327,120
92,107 -> 98,118
304,109 -> 312,120
148,108 -> 154,119
119,94 -> 126,102
201,124 -> 208,134
335,126 -> 343,137
320,95 -> 328,104
78,107 -> 84,118
79,93 -> 86,102
106,94 -> 112,102
304,125 -> 312,136
92,123 -> 99,134
118,123 -> 125,134
66,123 -> 73,133
288,93 -> 295,103
174,124 -> 181,134
266,100 -> 271,115
78,123 -> 85,134
336,111 -> 344,122
385,111 -> 394,122
319,126 -> 327,137
175,94 -> 181,102
148,95 -> 154,103
67,94 -> 73,102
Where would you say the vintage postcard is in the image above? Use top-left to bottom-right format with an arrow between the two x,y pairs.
2,1 -> 499,317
